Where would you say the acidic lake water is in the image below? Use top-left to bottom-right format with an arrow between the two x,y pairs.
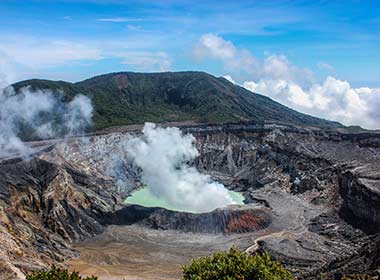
126,188 -> 245,213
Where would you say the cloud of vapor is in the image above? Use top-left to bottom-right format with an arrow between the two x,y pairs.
194,33 -> 380,129
125,123 -> 235,213
0,83 -> 93,158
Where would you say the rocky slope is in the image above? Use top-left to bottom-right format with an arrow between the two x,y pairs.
196,124 -> 380,277
0,157 -> 123,278
105,204 -> 272,234
1,122 -> 380,279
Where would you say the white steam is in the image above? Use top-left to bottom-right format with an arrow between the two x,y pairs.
0,85 -> 93,158
126,123 -> 235,213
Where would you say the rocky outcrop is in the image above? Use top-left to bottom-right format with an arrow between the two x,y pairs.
0,157 -> 123,278
105,204 -> 271,234
339,171 -> 380,233
186,124 -> 380,278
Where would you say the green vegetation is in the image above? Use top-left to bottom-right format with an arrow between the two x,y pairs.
25,252 -> 379,280
26,266 -> 97,280
12,71 -> 342,132
182,246 -> 294,280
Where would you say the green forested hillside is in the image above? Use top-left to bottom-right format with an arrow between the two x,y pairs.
12,71 -> 342,130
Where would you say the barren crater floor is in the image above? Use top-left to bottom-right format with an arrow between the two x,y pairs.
67,225 -> 257,280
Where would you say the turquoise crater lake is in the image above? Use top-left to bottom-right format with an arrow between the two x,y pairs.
125,187 -> 245,213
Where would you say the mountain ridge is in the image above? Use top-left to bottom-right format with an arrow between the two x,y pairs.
12,71 -> 343,131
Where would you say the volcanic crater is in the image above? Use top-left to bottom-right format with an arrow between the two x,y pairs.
2,122 -> 380,279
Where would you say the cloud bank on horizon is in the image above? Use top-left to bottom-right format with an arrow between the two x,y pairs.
194,34 -> 380,129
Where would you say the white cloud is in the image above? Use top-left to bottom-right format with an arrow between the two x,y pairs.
193,33 -> 236,60
118,51 -> 171,72
223,75 -> 235,84
0,35 -> 172,78
263,54 -> 314,86
317,61 -> 334,72
0,54 -> 17,87
195,33 -> 380,129
127,24 -> 143,31
193,34 -> 261,81
0,39 -> 103,68
244,77 -> 380,129
244,79 -> 313,108
193,33 -> 313,85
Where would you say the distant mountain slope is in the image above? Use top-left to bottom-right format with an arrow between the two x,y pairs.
12,71 -> 342,130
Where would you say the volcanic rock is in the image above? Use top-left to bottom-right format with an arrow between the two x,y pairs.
2,122 -> 380,279
0,157 -> 122,277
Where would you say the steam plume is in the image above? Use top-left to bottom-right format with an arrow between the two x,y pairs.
125,123 -> 235,212
0,84 -> 93,158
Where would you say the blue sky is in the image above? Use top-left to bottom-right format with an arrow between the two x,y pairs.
0,0 -> 379,86
1,0 -> 380,128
